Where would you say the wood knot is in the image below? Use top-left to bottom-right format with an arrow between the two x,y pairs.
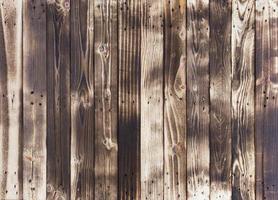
171,142 -> 185,156
102,138 -> 117,151
98,43 -> 109,59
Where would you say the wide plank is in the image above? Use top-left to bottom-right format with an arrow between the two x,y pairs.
0,0 -> 23,199
23,0 -> 47,199
186,0 -> 210,199
209,0 -> 232,199
118,0 -> 141,199
94,0 -> 118,199
46,1 -> 70,199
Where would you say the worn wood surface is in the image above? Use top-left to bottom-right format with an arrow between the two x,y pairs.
1,0 -> 278,199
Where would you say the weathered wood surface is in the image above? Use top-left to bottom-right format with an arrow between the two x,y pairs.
0,0 -> 22,199
1,0 -> 278,199
209,0 -> 232,199
186,0 -> 210,199
23,0 -> 47,199
231,0 -> 255,199
118,0 -> 141,199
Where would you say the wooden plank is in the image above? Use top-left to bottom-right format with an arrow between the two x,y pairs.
231,0 -> 255,199
186,0 -> 210,199
0,0 -> 22,199
140,0 -> 164,199
209,0 -> 232,199
256,1 -> 278,199
163,0 -> 186,199
118,0 -> 141,199
94,0 -> 118,199
70,0 -> 95,199
46,1 -> 70,199
23,0 -> 47,199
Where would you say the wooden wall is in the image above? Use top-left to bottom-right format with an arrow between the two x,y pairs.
0,0 -> 277,199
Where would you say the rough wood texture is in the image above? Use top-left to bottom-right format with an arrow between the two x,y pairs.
118,0 -> 141,199
140,0 -> 164,199
23,0 -> 47,199
231,0 -> 255,199
186,0 -> 210,199
0,0 -> 22,199
256,1 -> 278,199
46,1 -> 70,199
209,0 -> 232,199
163,1 -> 186,200
94,0 -> 118,199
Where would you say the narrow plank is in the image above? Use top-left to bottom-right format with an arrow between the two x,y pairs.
256,1 -> 278,199
70,0 -> 95,199
231,0 -> 255,199
0,0 -> 23,199
118,0 -> 141,199
23,0 -> 47,199
94,0 -> 118,199
209,0 -> 232,199
46,1 -> 70,199
163,0 -> 186,199
186,0 -> 210,199
140,0 -> 164,199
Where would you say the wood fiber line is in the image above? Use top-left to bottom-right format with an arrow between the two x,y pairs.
118,0 -> 141,199
23,0 -> 47,199
256,1 -> 278,199
0,0 -> 22,199
94,0 -> 118,199
231,0 -> 255,199
186,0 -> 210,199
140,0 -> 164,199
70,0 -> 95,199
46,0 -> 70,199
163,0 -> 186,200
209,0 -> 232,199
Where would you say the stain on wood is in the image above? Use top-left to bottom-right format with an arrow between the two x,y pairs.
1,0 -> 278,199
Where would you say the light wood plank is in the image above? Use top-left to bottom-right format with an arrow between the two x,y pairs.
209,0 -> 232,199
46,1 -> 70,199
140,0 -> 164,199
0,0 -> 23,199
163,0 -> 187,199
118,0 -> 141,199
23,0 -> 47,199
231,0 -> 255,199
94,0 -> 118,199
186,0 -> 210,199
70,0 -> 95,199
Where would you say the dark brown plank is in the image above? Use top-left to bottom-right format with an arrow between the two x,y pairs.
94,0 -> 118,199
256,1 -> 278,199
231,0 -> 255,199
140,0 -> 164,199
118,0 -> 141,199
46,1 -> 70,199
0,0 -> 23,199
163,0 -> 186,199
209,0 -> 232,199
186,0 -> 210,199
23,0 -> 47,199
70,0 -> 95,199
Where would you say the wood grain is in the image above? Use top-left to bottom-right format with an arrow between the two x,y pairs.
231,0 -> 255,199
164,0 -> 186,200
140,0 -> 164,199
94,0 -> 118,199
209,0 -> 232,199
118,0 -> 141,199
186,0 -> 210,199
0,0 -> 22,199
23,0 -> 47,199
46,1 -> 70,199
256,1 -> 278,199
70,0 -> 95,199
